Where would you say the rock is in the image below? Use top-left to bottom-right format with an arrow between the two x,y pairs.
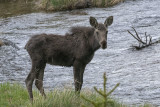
0,39 -> 4,47
0,38 -> 19,49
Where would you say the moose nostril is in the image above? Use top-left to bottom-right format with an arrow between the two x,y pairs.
100,41 -> 107,49
101,41 -> 106,45
103,41 -> 106,44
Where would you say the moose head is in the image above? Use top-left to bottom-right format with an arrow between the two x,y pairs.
90,16 -> 113,49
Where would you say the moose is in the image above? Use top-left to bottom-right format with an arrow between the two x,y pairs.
25,16 -> 113,102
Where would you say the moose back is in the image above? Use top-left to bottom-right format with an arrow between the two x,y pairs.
25,16 -> 113,101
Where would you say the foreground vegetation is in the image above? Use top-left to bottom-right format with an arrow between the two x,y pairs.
0,83 -> 123,107
0,73 -> 122,107
0,73 -> 153,107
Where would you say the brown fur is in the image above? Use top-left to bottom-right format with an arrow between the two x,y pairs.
25,16 -> 113,102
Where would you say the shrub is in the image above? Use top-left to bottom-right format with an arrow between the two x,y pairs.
81,72 -> 120,107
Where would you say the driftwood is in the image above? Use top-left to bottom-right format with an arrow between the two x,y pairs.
127,27 -> 160,50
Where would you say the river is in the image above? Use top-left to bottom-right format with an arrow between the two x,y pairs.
0,0 -> 160,106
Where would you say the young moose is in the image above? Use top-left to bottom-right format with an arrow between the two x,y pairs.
25,16 -> 113,101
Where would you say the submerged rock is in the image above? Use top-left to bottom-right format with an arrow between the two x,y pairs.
0,39 -> 4,47
0,39 -> 19,49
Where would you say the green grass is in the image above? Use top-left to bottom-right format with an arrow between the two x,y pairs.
0,82 -> 29,107
0,82 -> 123,107
0,72 -> 154,107
0,82 -> 153,107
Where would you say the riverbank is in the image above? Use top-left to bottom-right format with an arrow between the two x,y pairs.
0,0 -> 124,18
36,0 -> 125,11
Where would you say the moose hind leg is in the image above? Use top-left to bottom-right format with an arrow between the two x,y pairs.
25,59 -> 43,102
35,64 -> 46,98
25,66 -> 40,102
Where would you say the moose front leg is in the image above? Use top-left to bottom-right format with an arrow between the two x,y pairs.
73,61 -> 86,92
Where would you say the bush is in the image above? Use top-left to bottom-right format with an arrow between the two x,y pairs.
81,72 -> 120,107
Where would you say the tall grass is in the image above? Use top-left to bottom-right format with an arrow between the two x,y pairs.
0,83 -> 29,106
0,82 -> 153,106
0,82 -> 124,107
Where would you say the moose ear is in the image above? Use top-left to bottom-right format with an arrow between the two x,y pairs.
104,16 -> 113,27
90,16 -> 98,28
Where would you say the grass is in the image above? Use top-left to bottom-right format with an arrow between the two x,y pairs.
0,83 -> 29,107
0,82 -> 123,107
0,74 -> 154,107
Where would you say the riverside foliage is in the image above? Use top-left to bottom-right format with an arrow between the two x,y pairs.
0,73 -> 153,107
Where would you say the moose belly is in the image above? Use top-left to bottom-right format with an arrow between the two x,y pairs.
46,54 -> 75,67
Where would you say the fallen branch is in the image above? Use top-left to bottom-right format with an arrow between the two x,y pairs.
127,27 -> 160,50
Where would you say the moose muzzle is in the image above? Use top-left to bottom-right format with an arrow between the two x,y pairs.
100,40 -> 107,49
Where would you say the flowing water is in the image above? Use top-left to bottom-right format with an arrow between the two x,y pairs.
1,0 -> 160,106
